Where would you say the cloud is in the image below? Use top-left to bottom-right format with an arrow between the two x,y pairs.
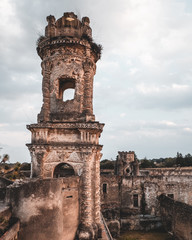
0,0 -> 192,161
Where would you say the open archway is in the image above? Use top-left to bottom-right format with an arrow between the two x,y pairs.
53,163 -> 75,178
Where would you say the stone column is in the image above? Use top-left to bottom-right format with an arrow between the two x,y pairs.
94,151 -> 102,237
79,152 -> 94,240
38,61 -> 50,122
83,60 -> 95,117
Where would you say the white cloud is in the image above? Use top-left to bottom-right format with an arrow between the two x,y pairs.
183,127 -> 192,133
129,68 -> 139,75
120,113 -> 126,118
160,121 -> 177,127
136,83 -> 191,95
1,0 -> 192,161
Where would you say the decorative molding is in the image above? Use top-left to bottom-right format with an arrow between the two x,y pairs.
27,122 -> 104,131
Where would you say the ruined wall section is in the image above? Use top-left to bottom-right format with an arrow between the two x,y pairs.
115,151 -> 139,176
159,194 -> 192,240
100,174 -> 192,235
6,177 -> 80,240
101,175 -> 120,216
141,167 -> 192,177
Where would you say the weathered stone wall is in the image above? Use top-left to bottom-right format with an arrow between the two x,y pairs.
141,167 -> 192,177
115,151 -> 139,176
100,171 -> 192,236
159,194 -> 192,240
0,178 -> 13,202
6,177 -> 79,240
36,12 -> 101,123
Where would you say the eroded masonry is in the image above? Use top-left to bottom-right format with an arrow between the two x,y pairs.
27,12 -> 104,239
100,151 -> 192,240
1,11 -> 192,240
1,12 -> 105,240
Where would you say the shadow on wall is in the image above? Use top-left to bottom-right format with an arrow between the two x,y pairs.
158,194 -> 192,240
6,177 -> 80,240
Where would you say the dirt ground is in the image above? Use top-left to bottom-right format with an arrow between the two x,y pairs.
118,231 -> 172,240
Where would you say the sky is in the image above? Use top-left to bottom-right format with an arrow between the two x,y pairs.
0,0 -> 192,163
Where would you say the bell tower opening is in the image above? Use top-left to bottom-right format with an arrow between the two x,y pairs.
59,78 -> 75,101
53,163 -> 75,178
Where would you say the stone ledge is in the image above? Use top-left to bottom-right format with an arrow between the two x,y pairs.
27,122 -> 104,131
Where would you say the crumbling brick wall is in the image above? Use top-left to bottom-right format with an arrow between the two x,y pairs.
158,194 -> 192,240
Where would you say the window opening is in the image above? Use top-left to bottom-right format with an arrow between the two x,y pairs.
168,194 -> 174,199
63,88 -> 75,101
133,194 -> 139,207
59,78 -> 75,102
53,163 -> 75,178
66,196 -> 73,198
126,168 -> 130,174
103,183 -> 107,193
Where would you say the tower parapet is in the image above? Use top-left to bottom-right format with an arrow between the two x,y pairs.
115,151 -> 139,176
44,12 -> 92,40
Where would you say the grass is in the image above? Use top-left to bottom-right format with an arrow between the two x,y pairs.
118,231 -> 171,240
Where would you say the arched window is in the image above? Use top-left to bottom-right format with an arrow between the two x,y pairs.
53,163 -> 75,178
168,194 -> 174,199
133,194 -> 139,207
103,183 -> 107,193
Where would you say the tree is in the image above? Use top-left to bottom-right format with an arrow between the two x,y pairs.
0,154 -> 9,164
163,157 -> 176,167
140,158 -> 156,169
100,159 -> 115,169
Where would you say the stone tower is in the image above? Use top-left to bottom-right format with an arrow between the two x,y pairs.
115,151 -> 139,176
27,12 -> 104,239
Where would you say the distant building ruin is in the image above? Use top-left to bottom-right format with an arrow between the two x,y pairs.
101,151 -> 192,239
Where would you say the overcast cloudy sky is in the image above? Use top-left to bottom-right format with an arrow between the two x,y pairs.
0,0 -> 192,162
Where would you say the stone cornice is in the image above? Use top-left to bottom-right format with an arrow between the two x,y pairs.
38,37 -> 90,49
27,122 -> 104,131
26,143 -> 103,151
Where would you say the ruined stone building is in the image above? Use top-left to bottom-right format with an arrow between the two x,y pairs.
100,151 -> 192,239
27,12 -> 104,239
1,11 -> 192,240
0,13 -> 107,240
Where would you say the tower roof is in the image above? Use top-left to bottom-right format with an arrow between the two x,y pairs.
37,12 -> 102,61
45,12 -> 92,39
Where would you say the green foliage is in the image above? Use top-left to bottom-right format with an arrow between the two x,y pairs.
5,173 -> 14,180
36,35 -> 46,46
81,33 -> 103,59
0,154 -> 9,163
20,163 -> 31,171
4,164 -> 10,170
14,163 -> 21,171
14,166 -> 19,171
140,159 -> 156,169
175,152 -> 192,167
163,158 -> 176,167
0,161 -> 31,180
100,159 -> 115,169
139,153 -> 192,168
